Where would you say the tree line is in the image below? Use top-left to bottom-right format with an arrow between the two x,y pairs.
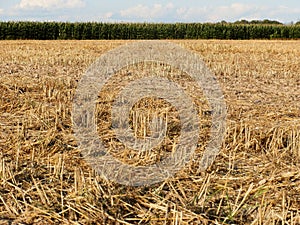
0,21 -> 299,40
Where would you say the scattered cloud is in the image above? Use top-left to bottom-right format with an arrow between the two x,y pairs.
120,3 -> 174,20
235,5 -> 300,22
103,12 -> 113,20
209,3 -> 254,21
2,1 -> 299,23
185,3 -> 300,22
268,5 -> 300,19
175,3 -> 258,22
176,6 -> 208,21
118,3 -> 260,22
16,0 -> 85,10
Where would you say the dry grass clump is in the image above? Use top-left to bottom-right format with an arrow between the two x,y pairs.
0,40 -> 299,224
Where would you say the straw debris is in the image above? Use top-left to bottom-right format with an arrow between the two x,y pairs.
0,40 -> 299,224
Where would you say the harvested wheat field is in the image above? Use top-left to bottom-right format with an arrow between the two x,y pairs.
0,40 -> 300,224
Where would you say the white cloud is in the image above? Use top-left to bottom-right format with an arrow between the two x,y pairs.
120,3 -> 174,20
0,8 -> 3,14
5,2 -> 299,23
234,5 -> 300,23
174,3 -> 300,23
119,3 -> 257,22
176,3 -> 256,22
103,12 -> 113,19
176,7 -> 208,20
209,3 -> 254,21
268,5 -> 300,18
16,0 -> 85,10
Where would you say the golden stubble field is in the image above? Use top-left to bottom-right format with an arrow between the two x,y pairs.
0,40 -> 300,224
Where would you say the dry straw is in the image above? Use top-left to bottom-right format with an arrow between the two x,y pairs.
0,40 -> 299,224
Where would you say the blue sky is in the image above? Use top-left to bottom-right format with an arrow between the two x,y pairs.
0,0 -> 299,23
